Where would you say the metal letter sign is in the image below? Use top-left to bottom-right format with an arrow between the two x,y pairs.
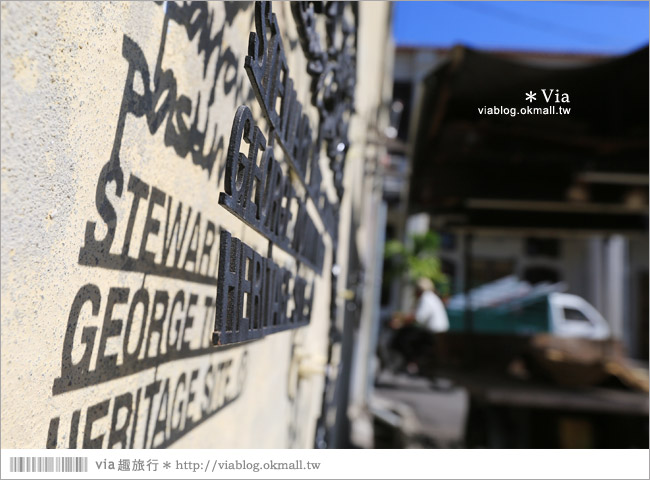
212,1 -> 357,347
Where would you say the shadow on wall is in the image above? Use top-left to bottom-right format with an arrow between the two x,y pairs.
47,0 -> 359,449
48,2 -> 256,449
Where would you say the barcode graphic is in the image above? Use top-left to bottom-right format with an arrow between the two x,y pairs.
9,457 -> 88,473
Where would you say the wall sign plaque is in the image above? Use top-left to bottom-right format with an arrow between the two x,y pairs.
212,1 -> 356,347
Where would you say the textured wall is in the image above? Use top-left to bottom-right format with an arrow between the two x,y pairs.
1,1 -> 392,448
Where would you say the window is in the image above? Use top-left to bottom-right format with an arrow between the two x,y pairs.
469,258 -> 515,288
525,238 -> 560,258
391,81 -> 413,141
524,266 -> 560,284
563,307 -> 590,322
440,232 -> 457,251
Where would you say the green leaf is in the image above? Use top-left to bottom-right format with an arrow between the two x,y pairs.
382,230 -> 448,295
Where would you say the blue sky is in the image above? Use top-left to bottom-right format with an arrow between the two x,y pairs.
392,1 -> 649,54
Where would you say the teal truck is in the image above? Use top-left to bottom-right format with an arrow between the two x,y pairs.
445,276 -> 610,340
436,278 -> 647,450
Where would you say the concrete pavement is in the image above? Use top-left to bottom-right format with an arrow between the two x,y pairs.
371,371 -> 469,448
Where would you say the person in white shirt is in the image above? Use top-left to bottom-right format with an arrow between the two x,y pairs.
389,277 -> 449,374
413,277 -> 449,333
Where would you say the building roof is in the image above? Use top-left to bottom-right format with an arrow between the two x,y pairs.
410,45 -> 649,234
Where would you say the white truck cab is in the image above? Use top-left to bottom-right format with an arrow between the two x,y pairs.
548,293 -> 611,340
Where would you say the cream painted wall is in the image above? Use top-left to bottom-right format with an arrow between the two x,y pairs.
1,1 -> 392,449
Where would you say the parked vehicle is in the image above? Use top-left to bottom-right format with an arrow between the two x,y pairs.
445,276 -> 610,340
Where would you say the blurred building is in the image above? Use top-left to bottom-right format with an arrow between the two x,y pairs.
367,43 -> 649,449
384,45 -> 649,360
